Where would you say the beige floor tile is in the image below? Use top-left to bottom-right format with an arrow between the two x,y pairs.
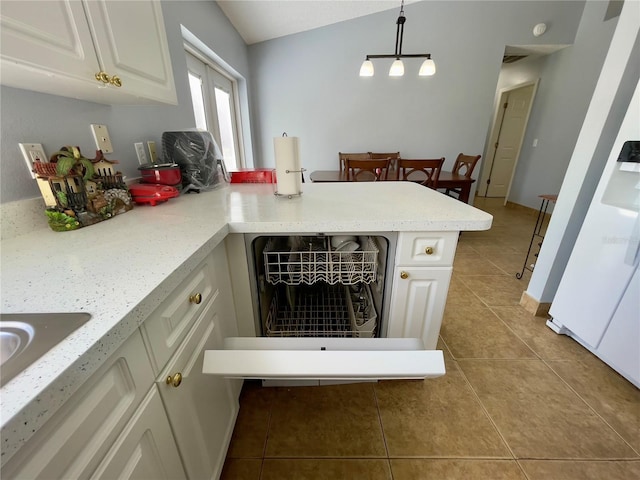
375,374 -> 511,458
220,458 -> 262,480
261,459 -> 391,480
547,358 -> 640,453
459,359 -> 638,459
445,276 -> 485,307
519,460 -> 640,480
391,459 -> 526,479
265,383 -> 386,457
490,306 -> 594,362
440,303 -> 535,359
459,275 -> 525,306
227,381 -> 274,458
482,252 -> 533,278
453,252 -> 505,276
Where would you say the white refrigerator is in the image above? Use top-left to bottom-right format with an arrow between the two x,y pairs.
548,80 -> 639,388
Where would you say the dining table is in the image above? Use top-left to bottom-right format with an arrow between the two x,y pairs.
309,170 -> 476,203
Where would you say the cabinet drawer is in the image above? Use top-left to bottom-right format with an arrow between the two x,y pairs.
141,255 -> 216,374
395,231 -> 458,266
2,331 -> 154,480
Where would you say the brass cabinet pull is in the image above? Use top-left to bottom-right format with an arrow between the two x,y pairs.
94,72 -> 123,87
166,372 -> 182,388
189,293 -> 202,304
95,71 -> 110,84
424,246 -> 434,255
400,271 -> 409,279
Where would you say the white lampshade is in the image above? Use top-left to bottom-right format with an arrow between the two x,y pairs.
389,59 -> 404,77
419,58 -> 436,76
359,59 -> 374,77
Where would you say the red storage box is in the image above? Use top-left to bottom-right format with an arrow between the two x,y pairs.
231,169 -> 276,184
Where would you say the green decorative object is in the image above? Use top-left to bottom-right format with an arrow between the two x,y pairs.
45,209 -> 80,231
51,146 -> 95,181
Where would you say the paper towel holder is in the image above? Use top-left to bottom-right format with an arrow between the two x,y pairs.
274,132 -> 305,199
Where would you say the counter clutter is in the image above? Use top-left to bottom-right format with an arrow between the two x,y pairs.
0,182 -> 492,464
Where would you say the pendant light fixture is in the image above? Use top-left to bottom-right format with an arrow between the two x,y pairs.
359,0 -> 435,78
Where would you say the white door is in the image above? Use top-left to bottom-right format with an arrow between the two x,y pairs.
204,337 -> 445,380
83,0 -> 176,104
597,264 -> 640,387
480,83 -> 536,197
158,296 -> 238,480
186,51 -> 243,170
387,267 -> 452,349
0,0 -> 99,80
91,388 -> 186,480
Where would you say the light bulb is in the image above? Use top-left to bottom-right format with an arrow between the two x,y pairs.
419,58 -> 436,76
359,59 -> 374,77
389,59 -> 404,77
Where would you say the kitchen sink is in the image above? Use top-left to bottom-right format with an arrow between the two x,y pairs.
0,313 -> 91,387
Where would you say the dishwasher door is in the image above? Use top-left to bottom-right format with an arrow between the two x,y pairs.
203,337 -> 445,381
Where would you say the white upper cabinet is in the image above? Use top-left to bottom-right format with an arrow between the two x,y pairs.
0,0 -> 177,105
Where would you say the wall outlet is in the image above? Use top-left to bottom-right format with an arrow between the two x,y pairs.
18,143 -> 48,179
134,142 -> 148,165
147,141 -> 157,163
90,124 -> 113,153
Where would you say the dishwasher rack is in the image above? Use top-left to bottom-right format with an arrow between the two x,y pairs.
264,283 -> 376,338
263,236 -> 379,285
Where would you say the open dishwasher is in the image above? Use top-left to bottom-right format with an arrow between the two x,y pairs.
203,233 -> 445,384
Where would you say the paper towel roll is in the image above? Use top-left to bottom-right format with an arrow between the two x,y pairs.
274,136 -> 302,196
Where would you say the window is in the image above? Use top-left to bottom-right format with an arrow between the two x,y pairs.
186,51 -> 242,170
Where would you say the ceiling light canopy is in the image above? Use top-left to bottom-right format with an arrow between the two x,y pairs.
360,0 -> 435,78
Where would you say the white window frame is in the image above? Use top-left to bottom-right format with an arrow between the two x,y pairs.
184,44 -> 245,170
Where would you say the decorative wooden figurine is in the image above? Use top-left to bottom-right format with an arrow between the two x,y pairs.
32,146 -> 133,231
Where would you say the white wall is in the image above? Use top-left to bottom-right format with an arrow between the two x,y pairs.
0,0 -> 251,204
507,0 -> 620,209
247,1 -> 585,177
527,0 -> 640,303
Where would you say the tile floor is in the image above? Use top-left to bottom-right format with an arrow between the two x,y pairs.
221,197 -> 640,479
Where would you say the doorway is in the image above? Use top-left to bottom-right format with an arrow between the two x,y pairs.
478,81 -> 538,198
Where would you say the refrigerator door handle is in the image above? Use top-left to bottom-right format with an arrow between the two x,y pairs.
624,213 -> 640,266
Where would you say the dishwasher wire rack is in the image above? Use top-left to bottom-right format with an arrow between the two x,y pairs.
264,283 -> 376,338
263,236 -> 378,285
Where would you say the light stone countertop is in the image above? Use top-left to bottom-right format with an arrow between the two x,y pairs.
0,181 -> 492,462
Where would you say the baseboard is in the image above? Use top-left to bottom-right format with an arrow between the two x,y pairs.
520,290 -> 551,317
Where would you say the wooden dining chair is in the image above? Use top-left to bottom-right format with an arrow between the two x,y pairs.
338,152 -> 371,172
370,152 -> 400,170
397,158 -> 444,189
444,153 -> 481,198
345,158 -> 391,181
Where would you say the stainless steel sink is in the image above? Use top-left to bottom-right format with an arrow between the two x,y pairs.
0,313 -> 91,387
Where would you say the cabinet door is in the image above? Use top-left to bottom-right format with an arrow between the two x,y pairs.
83,0 -> 177,104
158,295 -> 239,480
387,267 -> 452,349
1,331 -> 154,480
91,387 -> 186,480
0,1 -> 99,83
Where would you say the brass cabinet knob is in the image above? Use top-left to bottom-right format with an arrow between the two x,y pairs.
189,293 -> 202,304
95,71 -> 110,84
166,372 -> 182,388
109,75 -> 122,87
424,246 -> 434,255
400,271 -> 409,279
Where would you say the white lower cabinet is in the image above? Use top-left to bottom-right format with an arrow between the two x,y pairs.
91,387 -> 186,480
387,266 -> 452,349
157,295 -> 239,480
1,331 -> 160,480
387,232 -> 456,349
